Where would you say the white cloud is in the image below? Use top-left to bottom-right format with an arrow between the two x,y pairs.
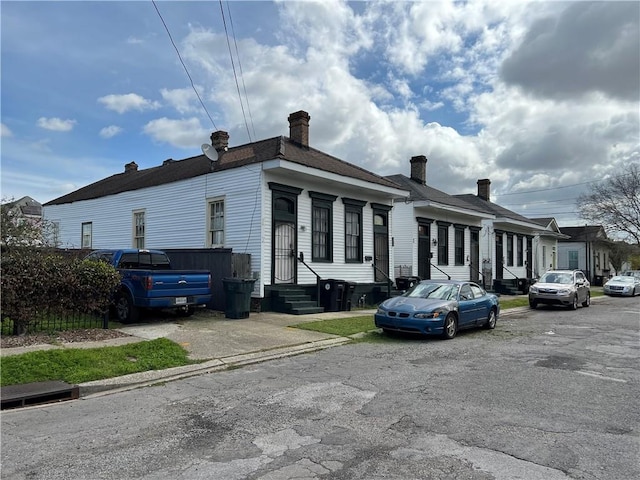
160,88 -> 199,114
1,123 -> 13,137
36,117 -> 76,132
97,93 -> 160,114
99,125 -> 123,139
143,117 -> 209,148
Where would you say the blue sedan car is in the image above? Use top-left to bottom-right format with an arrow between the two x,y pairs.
375,280 -> 500,339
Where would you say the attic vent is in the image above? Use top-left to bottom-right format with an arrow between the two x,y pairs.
124,161 -> 138,173
163,158 -> 175,166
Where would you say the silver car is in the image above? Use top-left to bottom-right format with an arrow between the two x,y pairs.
528,270 -> 591,310
603,275 -> 640,296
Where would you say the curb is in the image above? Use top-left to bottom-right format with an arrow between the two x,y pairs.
79,337 -> 351,399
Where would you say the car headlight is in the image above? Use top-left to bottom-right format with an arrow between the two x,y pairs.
415,309 -> 445,319
529,286 -> 538,294
557,289 -> 571,295
376,307 -> 386,315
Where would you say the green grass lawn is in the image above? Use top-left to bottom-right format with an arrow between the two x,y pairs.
1,338 -> 197,386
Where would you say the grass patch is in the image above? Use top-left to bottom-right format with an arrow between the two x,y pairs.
0,338 -> 198,386
498,297 -> 530,309
293,315 -> 376,336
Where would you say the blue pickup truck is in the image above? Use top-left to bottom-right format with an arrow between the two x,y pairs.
85,249 -> 212,323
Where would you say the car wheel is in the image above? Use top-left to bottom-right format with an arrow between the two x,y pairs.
529,299 -> 538,309
570,295 -> 578,310
484,308 -> 497,329
582,292 -> 590,307
441,314 -> 457,340
115,292 -> 139,324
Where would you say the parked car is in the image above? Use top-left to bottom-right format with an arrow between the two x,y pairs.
528,269 -> 590,310
603,275 -> 640,296
374,280 -> 499,339
85,249 -> 212,323
621,270 -> 640,280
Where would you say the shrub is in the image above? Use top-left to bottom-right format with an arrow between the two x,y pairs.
1,248 -> 121,334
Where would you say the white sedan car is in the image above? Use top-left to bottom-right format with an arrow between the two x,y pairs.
603,275 -> 640,297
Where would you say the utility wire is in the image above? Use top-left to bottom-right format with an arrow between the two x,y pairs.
219,0 -> 252,143
499,171 -> 634,196
226,1 -> 256,141
152,0 -> 218,131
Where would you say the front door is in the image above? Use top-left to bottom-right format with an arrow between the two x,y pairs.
373,208 -> 391,282
417,222 -> 431,280
274,222 -> 296,284
495,233 -> 504,280
470,229 -> 480,283
269,183 -> 302,285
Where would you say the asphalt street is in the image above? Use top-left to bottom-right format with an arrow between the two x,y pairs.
1,295 -> 638,480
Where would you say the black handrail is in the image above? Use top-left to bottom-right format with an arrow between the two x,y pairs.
297,254 -> 321,307
501,262 -> 518,279
371,263 -> 392,299
429,261 -> 451,280
468,264 -> 486,288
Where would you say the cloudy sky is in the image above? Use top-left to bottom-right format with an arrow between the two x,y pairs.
2,0 -> 638,226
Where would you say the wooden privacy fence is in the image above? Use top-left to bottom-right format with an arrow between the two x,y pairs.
163,248 -> 252,312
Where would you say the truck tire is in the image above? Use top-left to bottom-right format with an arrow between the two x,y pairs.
115,292 -> 139,324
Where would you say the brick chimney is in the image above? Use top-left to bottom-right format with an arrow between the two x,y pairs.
410,155 -> 427,185
288,110 -> 310,147
211,131 -> 229,152
124,161 -> 138,173
477,179 -> 491,201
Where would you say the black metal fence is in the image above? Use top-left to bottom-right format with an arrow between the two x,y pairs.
1,309 -> 109,336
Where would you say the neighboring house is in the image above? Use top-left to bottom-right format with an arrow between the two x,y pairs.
557,225 -> 612,284
43,111 -> 409,312
455,180 -> 559,292
1,196 -> 49,247
529,218 -> 571,277
386,156 -> 494,287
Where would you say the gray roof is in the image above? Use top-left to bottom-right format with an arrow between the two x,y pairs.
385,174 -> 489,214
454,193 -> 538,225
559,225 -> 608,242
45,136 -> 401,206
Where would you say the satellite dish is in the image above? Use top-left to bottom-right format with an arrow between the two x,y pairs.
201,144 -> 219,162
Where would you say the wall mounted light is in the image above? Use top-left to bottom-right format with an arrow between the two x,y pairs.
432,238 -> 438,247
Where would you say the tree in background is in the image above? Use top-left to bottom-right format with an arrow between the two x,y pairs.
1,197 -> 56,249
577,164 -> 640,244
608,240 -> 640,273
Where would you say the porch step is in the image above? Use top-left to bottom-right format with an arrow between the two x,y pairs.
1,381 -> 79,410
271,288 -> 325,315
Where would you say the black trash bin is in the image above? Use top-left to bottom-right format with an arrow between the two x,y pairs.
396,276 -> 420,291
223,278 -> 256,319
342,282 -> 356,311
318,279 -> 346,312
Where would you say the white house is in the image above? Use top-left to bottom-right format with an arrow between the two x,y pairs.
557,225 -> 612,284
386,155 -> 562,293
43,111 -> 409,312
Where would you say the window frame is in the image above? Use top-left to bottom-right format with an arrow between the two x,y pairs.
437,222 -> 450,266
506,234 -> 514,266
454,225 -> 465,266
208,198 -> 225,247
133,210 -> 145,249
517,236 -> 524,266
81,222 -> 92,249
343,198 -> 366,264
309,192 -> 336,262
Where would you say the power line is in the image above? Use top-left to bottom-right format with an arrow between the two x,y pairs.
498,171 -> 634,197
218,0 -> 252,143
225,1 -> 256,141
152,0 -> 218,131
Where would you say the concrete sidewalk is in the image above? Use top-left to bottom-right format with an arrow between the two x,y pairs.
2,309 -> 378,398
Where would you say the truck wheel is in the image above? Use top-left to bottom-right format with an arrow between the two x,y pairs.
115,293 -> 139,324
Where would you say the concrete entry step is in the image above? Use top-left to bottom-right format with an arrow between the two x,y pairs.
1,380 -> 79,410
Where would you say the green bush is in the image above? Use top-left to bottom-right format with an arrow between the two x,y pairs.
1,248 -> 121,334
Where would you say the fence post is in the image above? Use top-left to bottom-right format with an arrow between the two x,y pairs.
102,311 -> 109,329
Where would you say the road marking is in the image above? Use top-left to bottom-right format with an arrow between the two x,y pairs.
576,370 -> 627,383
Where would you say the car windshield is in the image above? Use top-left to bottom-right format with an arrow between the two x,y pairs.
612,276 -> 634,283
405,283 -> 458,300
540,272 -> 573,284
